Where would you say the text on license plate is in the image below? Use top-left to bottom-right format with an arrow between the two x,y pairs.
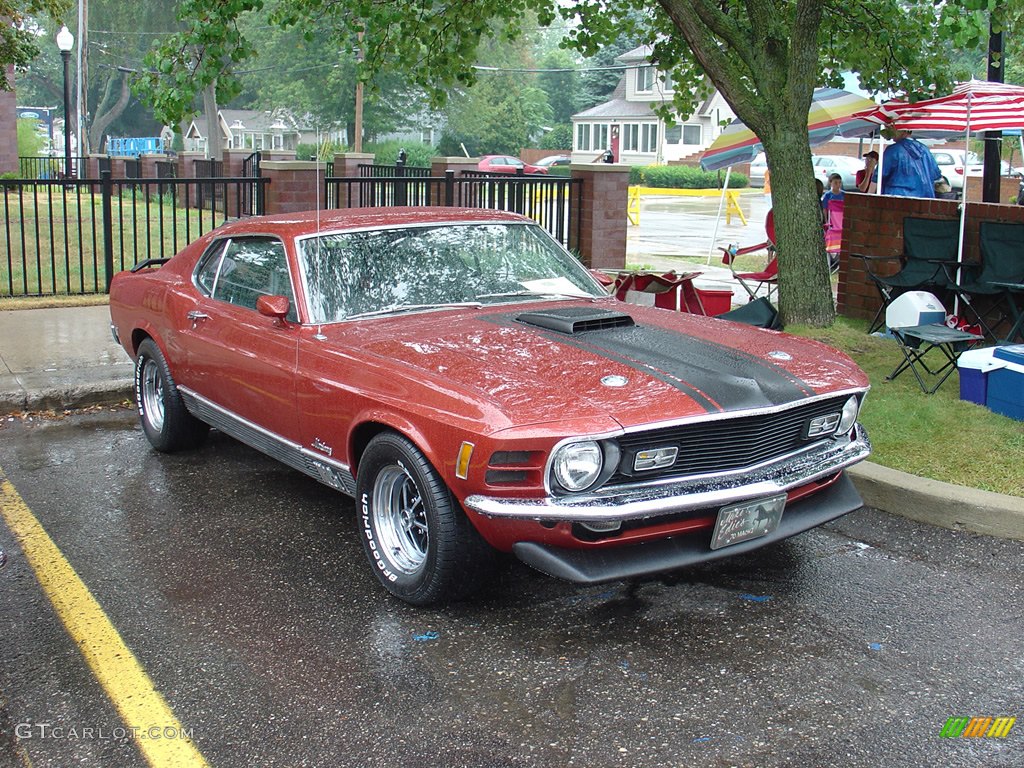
709,494 -> 787,550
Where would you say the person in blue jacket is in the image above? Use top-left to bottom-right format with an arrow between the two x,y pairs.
882,130 -> 942,197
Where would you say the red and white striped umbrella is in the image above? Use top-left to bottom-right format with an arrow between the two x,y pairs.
852,80 -> 1024,312
853,80 -> 1024,133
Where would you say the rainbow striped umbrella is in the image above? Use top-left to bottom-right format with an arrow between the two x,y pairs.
700,87 -> 877,171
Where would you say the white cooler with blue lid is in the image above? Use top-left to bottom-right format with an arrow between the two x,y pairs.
885,291 -> 946,330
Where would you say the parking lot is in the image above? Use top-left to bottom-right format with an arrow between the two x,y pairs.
1,409 -> 1022,767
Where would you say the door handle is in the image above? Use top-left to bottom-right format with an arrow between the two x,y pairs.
186,310 -> 209,328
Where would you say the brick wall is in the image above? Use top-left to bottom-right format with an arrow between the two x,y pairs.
838,191 -> 1024,332
0,67 -> 17,174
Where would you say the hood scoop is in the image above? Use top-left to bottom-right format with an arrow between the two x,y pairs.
516,307 -> 635,335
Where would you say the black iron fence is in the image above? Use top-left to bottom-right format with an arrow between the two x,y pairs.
325,170 -> 583,251
18,155 -> 88,180
1,171 -> 268,297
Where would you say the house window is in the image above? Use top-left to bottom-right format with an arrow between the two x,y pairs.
576,123 -> 591,152
594,124 -> 609,150
641,124 -> 658,153
623,124 -> 639,152
682,125 -> 702,145
664,126 -> 681,145
636,66 -> 655,93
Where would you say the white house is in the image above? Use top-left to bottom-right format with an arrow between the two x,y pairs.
182,109 -> 343,155
571,45 -> 736,165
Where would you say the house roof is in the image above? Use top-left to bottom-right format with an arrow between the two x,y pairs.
615,45 -> 654,64
183,109 -> 305,140
573,77 -> 657,121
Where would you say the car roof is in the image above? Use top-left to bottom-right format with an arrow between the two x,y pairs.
208,207 -> 533,239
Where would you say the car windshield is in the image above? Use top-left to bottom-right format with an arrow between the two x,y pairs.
297,222 -> 606,323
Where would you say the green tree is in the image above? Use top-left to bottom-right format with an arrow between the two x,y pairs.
16,117 -> 45,154
1,0 -> 70,89
130,0 -> 1014,325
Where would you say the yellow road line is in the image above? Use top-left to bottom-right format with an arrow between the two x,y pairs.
0,474 -> 209,768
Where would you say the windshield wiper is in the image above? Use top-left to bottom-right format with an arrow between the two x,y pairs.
344,302 -> 482,320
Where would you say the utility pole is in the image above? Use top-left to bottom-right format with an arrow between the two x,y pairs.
982,16 -> 1003,203
354,30 -> 364,153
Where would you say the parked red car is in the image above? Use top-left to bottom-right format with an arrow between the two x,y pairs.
109,208 -> 871,605
477,155 -> 548,175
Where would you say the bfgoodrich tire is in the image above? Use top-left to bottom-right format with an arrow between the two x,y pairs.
356,432 -> 495,605
134,338 -> 209,452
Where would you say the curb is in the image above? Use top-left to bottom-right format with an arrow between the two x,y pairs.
848,461 -> 1024,541
0,380 -> 133,415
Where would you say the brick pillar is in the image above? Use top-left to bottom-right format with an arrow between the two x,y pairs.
260,161 -> 322,214
330,152 -> 375,208
139,154 -> 162,178
0,67 -> 16,174
87,155 -> 108,179
428,157 -> 479,206
221,149 -> 248,178
570,163 -> 630,270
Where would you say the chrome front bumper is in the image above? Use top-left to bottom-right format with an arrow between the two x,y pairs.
464,425 -> 871,523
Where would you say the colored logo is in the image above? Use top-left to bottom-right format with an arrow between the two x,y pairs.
941,716 -> 1016,739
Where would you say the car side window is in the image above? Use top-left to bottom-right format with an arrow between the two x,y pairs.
208,237 -> 298,322
195,240 -> 228,297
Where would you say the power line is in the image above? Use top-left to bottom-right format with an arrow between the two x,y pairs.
472,64 -> 632,73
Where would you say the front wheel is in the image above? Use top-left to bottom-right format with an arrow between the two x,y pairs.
134,338 -> 209,452
356,432 -> 495,605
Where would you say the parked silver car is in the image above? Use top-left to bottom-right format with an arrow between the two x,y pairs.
812,155 -> 862,190
747,153 -> 767,187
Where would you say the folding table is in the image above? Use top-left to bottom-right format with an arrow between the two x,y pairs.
886,323 -> 984,394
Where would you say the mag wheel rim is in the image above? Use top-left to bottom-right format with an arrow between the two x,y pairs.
141,359 -> 165,433
372,465 -> 429,574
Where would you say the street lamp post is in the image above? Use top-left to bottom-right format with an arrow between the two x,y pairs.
56,25 -> 75,179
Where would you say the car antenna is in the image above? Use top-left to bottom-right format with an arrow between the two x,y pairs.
312,127 -> 327,342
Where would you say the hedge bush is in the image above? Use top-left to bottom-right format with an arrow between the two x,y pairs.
629,164 -> 748,189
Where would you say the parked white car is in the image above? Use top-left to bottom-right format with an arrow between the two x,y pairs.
747,153 -> 768,187
811,155 -> 862,190
930,149 -> 982,191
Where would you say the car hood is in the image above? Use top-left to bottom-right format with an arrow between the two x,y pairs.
319,301 -> 867,431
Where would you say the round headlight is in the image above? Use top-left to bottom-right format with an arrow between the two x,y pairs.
551,441 -> 603,492
836,395 -> 860,435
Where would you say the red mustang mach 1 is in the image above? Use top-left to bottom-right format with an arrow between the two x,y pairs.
110,207 -> 871,605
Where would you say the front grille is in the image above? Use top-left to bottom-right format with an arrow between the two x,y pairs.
609,396 -> 850,485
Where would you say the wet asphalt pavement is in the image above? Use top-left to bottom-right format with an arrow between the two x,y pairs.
0,409 -> 1022,768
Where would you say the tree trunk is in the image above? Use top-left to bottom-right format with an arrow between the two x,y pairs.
88,74 -> 131,153
761,126 -> 836,327
203,83 -> 222,161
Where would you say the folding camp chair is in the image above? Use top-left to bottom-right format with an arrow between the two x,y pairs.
824,198 -> 844,274
613,271 -> 709,314
942,221 -> 1024,342
720,209 -> 778,302
851,216 -> 959,334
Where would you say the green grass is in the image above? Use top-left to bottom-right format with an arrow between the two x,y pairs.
788,317 -> 1024,498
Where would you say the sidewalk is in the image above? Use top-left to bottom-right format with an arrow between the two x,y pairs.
1,299 -> 1021,543
0,304 -> 134,413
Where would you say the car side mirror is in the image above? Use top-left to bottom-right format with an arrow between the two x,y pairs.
256,294 -> 291,323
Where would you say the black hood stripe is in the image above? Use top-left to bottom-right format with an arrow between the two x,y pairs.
490,313 -> 814,412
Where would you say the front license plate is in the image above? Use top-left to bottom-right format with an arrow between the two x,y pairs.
709,494 -> 787,550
